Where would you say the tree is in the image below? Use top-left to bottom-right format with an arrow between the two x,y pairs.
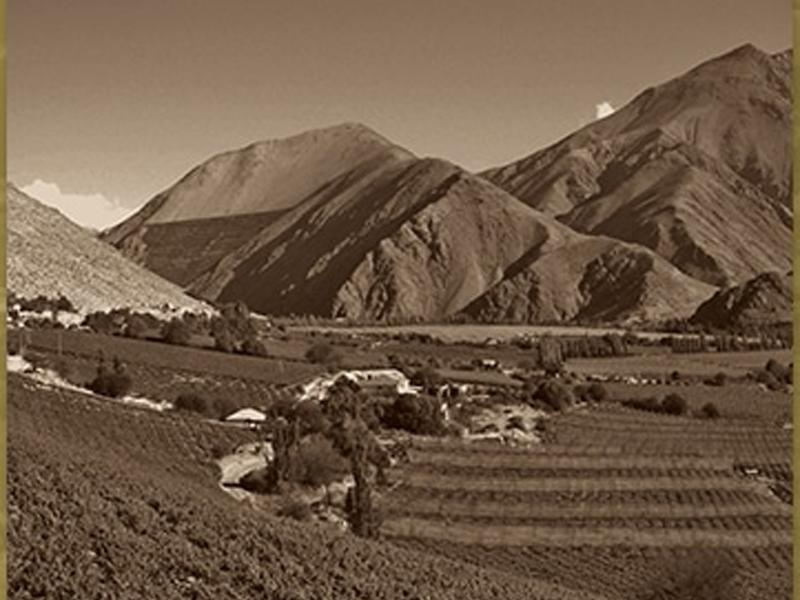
661,393 -> 688,416
382,394 -> 446,435
532,380 -> 574,412
213,325 -> 236,353
162,317 -> 192,346
87,355 -> 132,398
700,402 -> 721,419
409,366 -> 443,391
305,343 -> 342,367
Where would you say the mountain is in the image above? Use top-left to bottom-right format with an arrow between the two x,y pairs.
103,125 -> 714,324
7,184 -> 208,314
690,271 -> 792,329
482,44 -> 792,287
460,234 -> 716,324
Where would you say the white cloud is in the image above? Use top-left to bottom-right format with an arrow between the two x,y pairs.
20,179 -> 133,231
595,101 -> 615,120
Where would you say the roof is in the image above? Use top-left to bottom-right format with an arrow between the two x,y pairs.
225,408 -> 267,422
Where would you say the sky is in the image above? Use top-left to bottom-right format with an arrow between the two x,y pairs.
8,0 -> 792,228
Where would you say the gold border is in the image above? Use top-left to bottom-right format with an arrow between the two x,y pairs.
794,2 -> 799,597
1,0 -> 7,596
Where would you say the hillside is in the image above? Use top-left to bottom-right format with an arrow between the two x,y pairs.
690,271 -> 792,329
7,184 -> 209,314
7,373 -> 603,600
482,45 -> 791,287
104,125 -> 715,324
460,234 -> 716,324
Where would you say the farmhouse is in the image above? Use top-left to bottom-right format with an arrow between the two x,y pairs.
299,369 -> 419,401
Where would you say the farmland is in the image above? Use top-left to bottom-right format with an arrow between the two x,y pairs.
567,349 -> 792,378
8,374 -> 604,600
380,400 -> 792,599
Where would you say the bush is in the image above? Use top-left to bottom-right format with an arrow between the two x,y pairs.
661,393 -> 688,416
305,343 -> 342,366
174,393 -> 215,417
409,366 -> 443,390
162,318 -> 192,346
765,359 -> 791,384
88,357 -> 132,398
7,336 -> 20,356
587,382 -> 609,402
622,397 -> 662,413
382,394 -> 446,435
707,372 -> 727,387
287,435 -> 349,488
276,497 -> 312,521
532,380 -> 574,412
700,402 -> 721,419
213,326 -> 236,353
241,337 -> 269,357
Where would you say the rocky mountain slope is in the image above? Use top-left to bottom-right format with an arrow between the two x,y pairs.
690,271 -> 792,329
103,124 -> 715,324
7,184 -> 208,314
482,44 -> 792,287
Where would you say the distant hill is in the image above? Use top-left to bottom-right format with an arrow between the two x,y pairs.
690,271 -> 792,330
103,125 -> 714,324
482,45 -> 792,287
7,183 -> 208,314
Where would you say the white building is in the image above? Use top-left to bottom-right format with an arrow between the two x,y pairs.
299,369 -> 420,402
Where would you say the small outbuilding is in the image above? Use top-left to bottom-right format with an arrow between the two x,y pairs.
225,408 -> 267,424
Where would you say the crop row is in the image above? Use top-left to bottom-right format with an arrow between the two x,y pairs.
396,471 -> 755,493
380,496 -> 791,521
381,517 -> 792,547
390,485 -> 775,507
407,448 -> 734,471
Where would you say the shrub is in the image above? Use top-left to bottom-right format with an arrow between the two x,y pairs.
241,337 -> 269,357
707,372 -> 727,387
409,366 -> 444,390
382,394 -> 446,435
532,380 -> 574,412
88,357 -> 132,398
174,393 -> 215,417
276,497 -> 312,521
213,326 -> 236,353
7,336 -> 20,356
587,382 -> 609,402
162,318 -> 192,346
305,343 -> 342,366
622,397 -> 661,413
765,359 -> 791,384
754,369 -> 782,391
661,393 -> 688,416
287,435 -> 349,488
700,402 -> 721,419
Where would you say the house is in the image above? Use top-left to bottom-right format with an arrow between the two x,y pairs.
225,408 -> 267,424
299,369 -> 419,402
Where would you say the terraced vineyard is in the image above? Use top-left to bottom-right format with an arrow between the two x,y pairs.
8,374 -> 606,600
381,405 -> 792,599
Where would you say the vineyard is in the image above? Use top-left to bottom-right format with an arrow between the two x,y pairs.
8,374 -> 604,600
11,328 -> 317,411
381,404 -> 792,599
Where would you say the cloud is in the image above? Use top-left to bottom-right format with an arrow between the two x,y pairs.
595,101 -> 615,120
20,179 -> 133,231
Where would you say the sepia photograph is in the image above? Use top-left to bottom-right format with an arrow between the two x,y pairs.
5,1 -> 794,598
